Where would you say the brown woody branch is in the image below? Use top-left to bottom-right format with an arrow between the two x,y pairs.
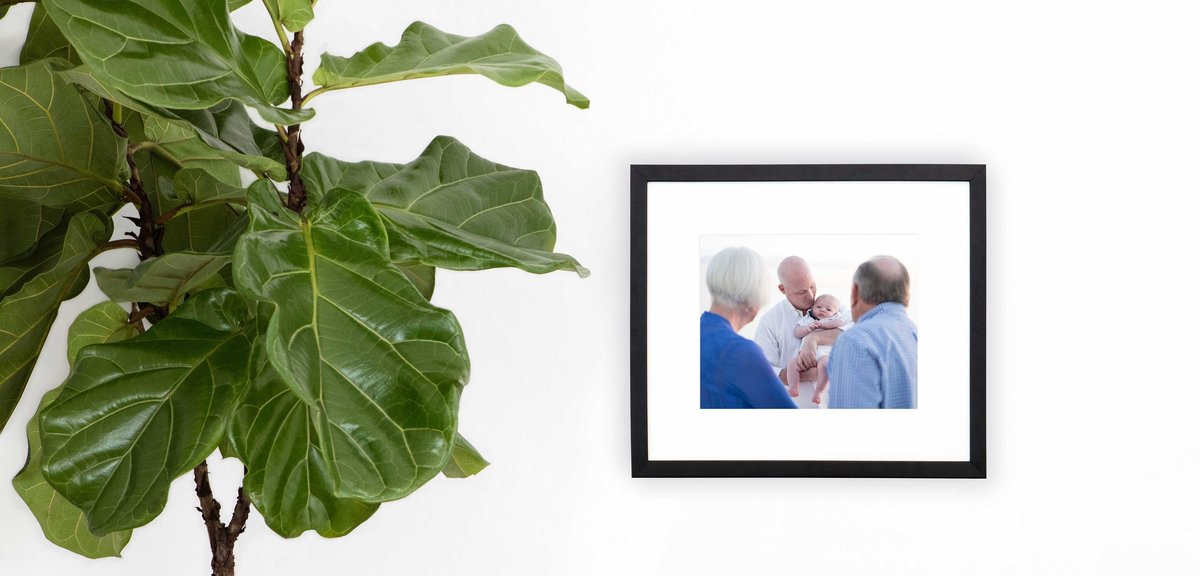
284,30 -> 307,213
193,461 -> 247,576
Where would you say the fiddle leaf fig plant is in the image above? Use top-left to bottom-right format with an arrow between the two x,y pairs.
0,1 -> 587,574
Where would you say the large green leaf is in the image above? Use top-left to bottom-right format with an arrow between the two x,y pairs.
0,59 -> 125,211
229,353 -> 378,537
134,114 -> 282,184
20,4 -> 77,65
41,0 -> 312,125
0,218 -> 70,299
0,211 -> 111,434
301,137 -> 588,276
233,181 -> 470,502
312,21 -> 588,109
169,167 -> 246,204
172,101 -> 286,176
264,0 -> 314,33
0,198 -> 63,263
441,433 -> 489,479
40,288 -> 253,535
14,387 -> 133,559
164,204 -> 244,255
95,252 -> 231,307
57,66 -> 286,177
396,263 -> 435,301
66,301 -> 139,365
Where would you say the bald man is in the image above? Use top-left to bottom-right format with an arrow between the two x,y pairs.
753,256 -> 852,408
827,256 -> 918,409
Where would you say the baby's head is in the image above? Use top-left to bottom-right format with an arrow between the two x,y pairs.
811,294 -> 840,319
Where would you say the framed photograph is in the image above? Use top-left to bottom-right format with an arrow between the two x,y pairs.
630,164 -> 985,478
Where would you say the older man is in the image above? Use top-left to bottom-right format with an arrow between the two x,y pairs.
753,256 -> 851,408
827,256 -> 918,409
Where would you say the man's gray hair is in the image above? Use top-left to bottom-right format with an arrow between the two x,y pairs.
853,256 -> 910,306
706,246 -> 771,309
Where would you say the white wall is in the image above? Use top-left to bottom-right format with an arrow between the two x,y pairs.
2,0 -> 1198,573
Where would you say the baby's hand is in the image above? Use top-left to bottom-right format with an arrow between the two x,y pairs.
809,320 -> 824,330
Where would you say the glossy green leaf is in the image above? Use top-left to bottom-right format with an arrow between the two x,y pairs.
170,167 -> 246,204
14,387 -> 133,559
234,181 -> 470,501
66,301 -> 138,365
396,264 -> 435,301
135,114 -> 282,185
41,0 -> 312,125
20,4 -> 77,65
58,66 -> 286,177
264,0 -> 314,33
0,59 -> 125,211
313,22 -> 588,109
441,433 -> 489,479
166,206 -> 245,255
40,288 -> 253,535
227,0 -> 254,11
95,252 -> 231,307
0,198 -> 63,263
171,102 -> 286,177
230,354 -> 378,538
0,211 -> 110,434
0,218 -> 70,300
301,137 -> 588,276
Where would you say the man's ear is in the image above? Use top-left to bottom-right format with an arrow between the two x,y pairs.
850,283 -> 859,307
778,284 -> 785,294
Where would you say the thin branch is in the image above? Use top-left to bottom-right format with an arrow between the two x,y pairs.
98,239 -> 139,253
263,0 -> 294,57
227,479 -> 251,541
155,198 -> 247,226
298,86 -> 332,109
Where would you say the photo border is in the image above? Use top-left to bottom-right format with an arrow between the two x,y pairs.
630,164 -> 986,478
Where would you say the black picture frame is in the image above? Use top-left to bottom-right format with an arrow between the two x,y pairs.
630,164 -> 985,478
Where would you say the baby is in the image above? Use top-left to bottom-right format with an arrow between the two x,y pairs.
785,294 -> 845,403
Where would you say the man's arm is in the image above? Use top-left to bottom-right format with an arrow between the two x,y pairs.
795,327 -> 844,371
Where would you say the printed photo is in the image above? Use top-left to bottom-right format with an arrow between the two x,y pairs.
699,235 -> 919,409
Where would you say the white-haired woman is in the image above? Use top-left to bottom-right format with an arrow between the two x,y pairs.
701,247 -> 797,409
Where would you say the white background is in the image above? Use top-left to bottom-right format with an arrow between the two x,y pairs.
1,0 -> 1198,574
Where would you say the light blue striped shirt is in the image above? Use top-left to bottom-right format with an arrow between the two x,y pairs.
827,303 -> 917,409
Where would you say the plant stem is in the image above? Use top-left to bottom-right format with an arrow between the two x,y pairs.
283,30 -> 308,213
105,100 -> 169,328
98,238 -> 140,253
155,198 -> 247,226
193,461 -> 249,576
